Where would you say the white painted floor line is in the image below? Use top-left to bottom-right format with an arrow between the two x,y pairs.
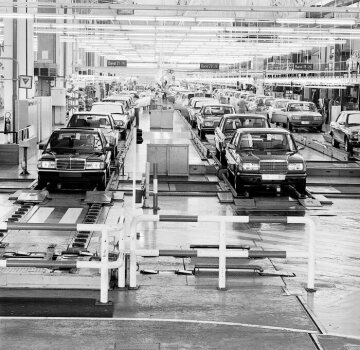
59,208 -> 83,224
0,317 -> 319,334
27,207 -> 54,223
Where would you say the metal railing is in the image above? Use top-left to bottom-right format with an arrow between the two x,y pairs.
0,220 -> 125,304
129,214 -> 316,291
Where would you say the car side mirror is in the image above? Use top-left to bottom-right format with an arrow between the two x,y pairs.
105,146 -> 113,152
339,121 -> 345,125
38,143 -> 46,150
297,145 -> 304,151
281,108 -> 286,112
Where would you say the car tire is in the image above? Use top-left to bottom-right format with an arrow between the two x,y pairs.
344,137 -> 352,153
234,174 -> 245,196
37,177 -> 48,189
295,179 -> 307,195
215,148 -> 220,160
331,134 -> 339,148
220,151 -> 227,167
227,168 -> 235,185
121,129 -> 127,140
316,125 -> 323,133
200,130 -> 205,140
98,173 -> 107,191
287,120 -> 293,132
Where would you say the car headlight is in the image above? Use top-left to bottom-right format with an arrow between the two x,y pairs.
288,163 -> 304,171
242,162 -> 260,171
204,121 -> 214,126
86,161 -> 105,170
38,160 -> 56,169
291,116 -> 301,120
314,116 -> 322,121
116,120 -> 124,126
351,132 -> 359,139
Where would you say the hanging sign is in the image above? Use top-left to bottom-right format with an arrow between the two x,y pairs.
19,75 -> 33,89
200,63 -> 220,70
294,63 -> 313,70
107,60 -> 127,67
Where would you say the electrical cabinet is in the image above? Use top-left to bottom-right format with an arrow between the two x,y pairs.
147,143 -> 189,176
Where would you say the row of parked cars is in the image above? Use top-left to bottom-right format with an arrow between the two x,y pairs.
175,91 -> 307,195
37,91 -> 139,190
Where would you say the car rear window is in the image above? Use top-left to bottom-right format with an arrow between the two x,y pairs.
348,113 -> 360,125
224,118 -> 267,131
69,115 -> 111,128
238,132 -> 295,151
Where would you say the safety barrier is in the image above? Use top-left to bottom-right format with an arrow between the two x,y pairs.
129,215 -> 316,291
0,220 -> 125,304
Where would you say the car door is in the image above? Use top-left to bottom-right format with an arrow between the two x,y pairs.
333,112 -> 346,142
225,132 -> 240,175
215,117 -> 225,151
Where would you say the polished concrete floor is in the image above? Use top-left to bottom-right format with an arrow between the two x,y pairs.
1,108 -> 360,349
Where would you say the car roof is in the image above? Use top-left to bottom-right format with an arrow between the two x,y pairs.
71,111 -> 111,117
235,127 -> 290,134
202,104 -> 233,108
92,102 -> 124,106
58,127 -> 100,134
223,114 -> 268,119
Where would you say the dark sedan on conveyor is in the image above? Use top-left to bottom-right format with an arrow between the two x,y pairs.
37,128 -> 112,190
225,128 -> 307,195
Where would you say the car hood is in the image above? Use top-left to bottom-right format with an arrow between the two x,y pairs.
238,152 -> 304,162
40,153 -> 105,161
288,111 -> 322,117
346,125 -> 360,132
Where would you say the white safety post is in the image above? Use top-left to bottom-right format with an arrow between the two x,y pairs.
218,220 -> 226,290
100,229 -> 109,304
306,218 -> 316,291
129,217 -> 137,289
118,222 -> 126,289
145,162 -> 150,207
132,127 -> 137,209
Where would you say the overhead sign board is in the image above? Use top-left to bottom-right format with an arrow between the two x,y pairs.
107,60 -> 127,67
19,75 -> 33,89
200,63 -> 220,70
294,63 -> 313,70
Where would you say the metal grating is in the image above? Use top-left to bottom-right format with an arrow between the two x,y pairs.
56,158 -> 85,170
260,160 -> 287,174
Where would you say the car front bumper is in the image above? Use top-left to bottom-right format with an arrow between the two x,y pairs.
237,172 -> 306,186
38,169 -> 106,183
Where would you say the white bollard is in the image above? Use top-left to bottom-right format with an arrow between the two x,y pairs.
100,229 -> 109,303
218,220 -> 226,290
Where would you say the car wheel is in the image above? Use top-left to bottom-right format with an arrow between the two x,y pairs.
200,130 -> 205,140
220,151 -> 227,167
287,120 -> 293,132
317,125 -> 323,133
295,179 -> 307,195
234,174 -> 245,196
344,137 -> 352,153
98,173 -> 107,191
37,176 -> 48,189
331,134 -> 339,148
215,148 -> 220,160
121,129 -> 127,140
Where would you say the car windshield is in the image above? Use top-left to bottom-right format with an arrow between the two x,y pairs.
287,103 -> 317,112
224,118 -> 267,131
237,132 -> 296,152
265,99 -> 275,106
204,106 -> 234,115
92,104 -> 124,114
68,114 -> 112,129
47,132 -> 103,154
276,101 -> 287,108
194,100 -> 216,108
347,113 -> 360,126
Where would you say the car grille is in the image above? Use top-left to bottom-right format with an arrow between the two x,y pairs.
56,158 -> 85,170
260,160 -> 287,174
300,115 -> 313,121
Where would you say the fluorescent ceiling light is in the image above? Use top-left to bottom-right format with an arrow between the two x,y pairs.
276,18 -> 356,26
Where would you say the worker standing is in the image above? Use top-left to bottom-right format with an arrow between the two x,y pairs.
237,96 -> 248,114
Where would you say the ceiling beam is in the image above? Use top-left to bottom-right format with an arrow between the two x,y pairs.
1,2 -> 360,14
